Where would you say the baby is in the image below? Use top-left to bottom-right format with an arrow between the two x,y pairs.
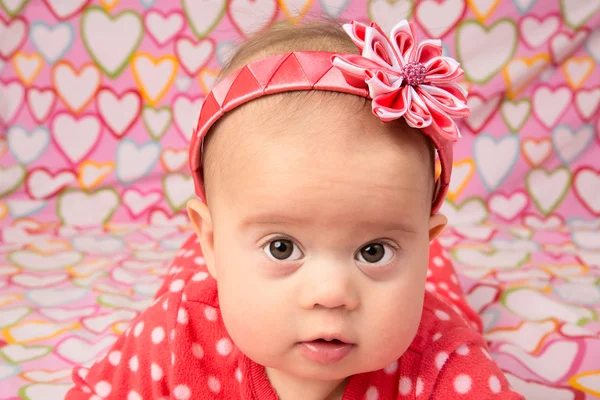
66,19 -> 524,400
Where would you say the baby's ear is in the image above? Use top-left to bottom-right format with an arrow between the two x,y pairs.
428,213 -> 447,242
187,199 -> 217,279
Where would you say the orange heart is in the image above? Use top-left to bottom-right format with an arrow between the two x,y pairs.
502,54 -> 550,99
161,148 -> 188,172
52,61 -> 102,114
467,0 -> 501,21
569,370 -> 600,398
0,294 -> 23,307
198,69 -> 220,94
562,56 -> 594,90
28,239 -> 71,254
278,0 -> 314,24
0,202 -> 7,220
131,53 -> 178,106
521,137 -> 552,167
0,137 -> 7,159
99,0 -> 120,10
12,52 -> 44,86
78,160 -> 114,190
447,159 -> 475,201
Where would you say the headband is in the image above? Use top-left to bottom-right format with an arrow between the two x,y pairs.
189,20 -> 470,214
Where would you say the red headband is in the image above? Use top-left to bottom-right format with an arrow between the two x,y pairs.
189,20 -> 470,214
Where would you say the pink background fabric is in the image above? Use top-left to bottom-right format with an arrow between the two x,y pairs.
0,0 -> 599,398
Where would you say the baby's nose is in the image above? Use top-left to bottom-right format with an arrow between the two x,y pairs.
298,259 -> 360,311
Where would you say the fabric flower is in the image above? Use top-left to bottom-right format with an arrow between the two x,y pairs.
331,20 -> 470,142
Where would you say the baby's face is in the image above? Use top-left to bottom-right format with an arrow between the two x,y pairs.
195,94 -> 444,382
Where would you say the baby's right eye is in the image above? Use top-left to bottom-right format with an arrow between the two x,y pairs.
262,238 -> 303,261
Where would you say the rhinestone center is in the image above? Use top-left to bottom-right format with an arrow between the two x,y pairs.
401,62 -> 427,86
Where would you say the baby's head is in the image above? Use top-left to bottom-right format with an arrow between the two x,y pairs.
187,19 -> 466,392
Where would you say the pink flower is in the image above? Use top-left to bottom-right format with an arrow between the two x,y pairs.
332,20 -> 470,142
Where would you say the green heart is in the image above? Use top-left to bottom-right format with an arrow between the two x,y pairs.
80,6 -> 144,78
182,0 -> 227,39
0,0 -> 29,16
0,164 -> 26,197
560,0 -> 600,30
452,247 -> 530,269
367,0 -> 414,33
142,105 -> 172,141
162,173 -> 194,212
455,19 -> 518,85
0,306 -> 32,329
500,99 -> 531,133
19,383 -> 73,400
56,187 -> 120,226
444,197 -> 489,224
0,343 -> 52,364
525,166 -> 572,216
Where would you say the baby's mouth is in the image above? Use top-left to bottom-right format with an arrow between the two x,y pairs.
297,338 -> 354,364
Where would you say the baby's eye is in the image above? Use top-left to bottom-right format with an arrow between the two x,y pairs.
356,242 -> 394,264
263,238 -> 303,261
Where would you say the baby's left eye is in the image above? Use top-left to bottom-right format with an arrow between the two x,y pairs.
356,242 -> 394,264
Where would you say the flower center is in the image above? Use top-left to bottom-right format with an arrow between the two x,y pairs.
401,62 -> 426,86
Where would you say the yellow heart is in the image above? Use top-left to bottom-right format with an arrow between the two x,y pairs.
562,56 -> 594,90
198,69 -> 220,94
12,52 -> 44,86
502,54 -> 550,99
467,0 -> 501,21
0,202 -> 7,220
99,0 -> 120,10
2,320 -> 80,343
0,293 -> 23,307
131,53 -> 178,106
569,370 -> 600,397
28,239 -> 71,254
78,161 -> 114,190
278,0 -> 314,24
447,159 -> 475,201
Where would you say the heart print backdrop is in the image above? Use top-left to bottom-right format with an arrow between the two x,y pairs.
1,0 -> 600,399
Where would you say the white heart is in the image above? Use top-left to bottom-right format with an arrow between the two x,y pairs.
454,248 -> 529,269
27,288 -> 88,307
527,168 -> 571,215
441,198 -> 487,225
145,10 -> 184,45
39,306 -> 97,322
560,0 -> 600,29
141,225 -> 178,240
505,373 -> 581,400
0,17 -> 26,58
229,0 -> 277,37
173,95 -> 203,141
465,285 -> 498,313
555,281 -> 600,304
72,236 -> 124,254
56,336 -> 116,365
0,80 -> 25,124
26,169 -> 75,199
142,106 -> 171,139
15,54 -> 42,82
586,28 -> 600,61
6,199 -> 47,218
175,37 -> 214,75
161,149 -> 187,172
30,22 -> 73,63
500,99 -> 530,132
12,273 -> 68,288
0,306 -> 31,328
475,135 -> 519,191
485,321 -> 556,353
488,191 -> 528,220
97,293 -> 153,311
7,126 -> 49,164
163,173 -> 195,211
123,189 -> 162,217
368,0 -> 412,35
149,209 -> 189,226
523,214 -> 563,231
132,55 -> 176,102
464,93 -> 502,132
550,30 -> 588,63
575,88 -> 600,120
22,369 -> 73,383
451,224 -> 496,241
532,86 -> 572,128
44,0 -> 88,18
0,165 -> 26,197
53,63 -> 100,112
82,8 -> 143,77
522,139 -> 551,166
574,168 -> 600,214
27,87 -> 56,122
520,15 -> 559,48
82,309 -> 137,333
504,56 -> 548,95
1,0 -> 27,14
20,383 -> 73,400
414,0 -> 464,38
175,75 -> 192,92
0,344 -> 50,363
97,89 -> 141,137
57,189 -> 120,226
552,125 -> 593,163
52,113 -> 101,164
116,140 -> 160,183
182,0 -> 226,38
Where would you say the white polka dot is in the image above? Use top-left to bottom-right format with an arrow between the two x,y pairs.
481,348 -> 492,360
425,282 -> 436,292
433,256 -> 444,267
432,332 -> 442,342
78,368 -> 88,380
489,375 -> 501,393
435,309 -> 450,320
171,353 -> 175,364
194,256 -> 206,264
151,363 -> 163,381
193,343 -> 204,359
162,298 -> 169,310
439,282 -> 449,291
129,355 -> 138,372
152,326 -> 165,344
456,344 -> 470,356
82,386 -> 91,393
216,338 -> 233,356
384,360 -> 398,374
90,396 -> 102,400
174,384 -> 191,399
235,368 -> 242,383
95,381 -> 111,397
416,377 -> 424,396
204,306 -> 217,321
399,376 -> 412,395
178,308 -> 188,324
426,269 -> 432,277
182,293 -> 187,302
108,350 -> 121,366
448,291 -> 459,300
435,352 -> 448,369
451,274 -> 458,284
134,321 -> 144,337
170,279 -> 184,292
454,374 -> 472,394
171,330 -> 175,340
366,386 -> 379,400
208,376 -> 221,393
128,391 -> 142,400
192,271 -> 209,281
471,321 -> 480,330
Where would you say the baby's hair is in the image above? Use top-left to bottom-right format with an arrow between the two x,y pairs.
201,19 -> 436,205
